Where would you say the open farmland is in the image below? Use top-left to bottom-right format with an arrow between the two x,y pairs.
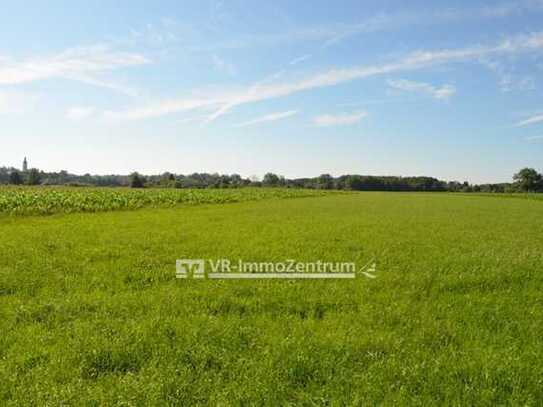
1,190 -> 542,405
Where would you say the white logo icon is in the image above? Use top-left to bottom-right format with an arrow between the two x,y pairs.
176,259 -> 205,279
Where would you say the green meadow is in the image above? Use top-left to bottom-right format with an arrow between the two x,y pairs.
1,190 -> 542,405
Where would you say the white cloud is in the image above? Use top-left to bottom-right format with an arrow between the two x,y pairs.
102,84 -> 259,121
0,44 -> 149,92
525,135 -> 543,141
103,97 -> 223,121
68,74 -> 140,97
0,91 -> 39,114
517,113 -> 543,126
204,32 -> 543,122
161,2 -> 543,53
321,15 -> 396,48
387,79 -> 456,100
313,111 -> 368,127
234,110 -> 298,128
319,2 -> 543,48
480,59 -> 535,92
105,31 -> 543,122
480,1 -> 543,17
66,107 -> 95,120
289,54 -> 312,65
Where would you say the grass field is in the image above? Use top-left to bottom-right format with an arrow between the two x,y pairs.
1,190 -> 542,404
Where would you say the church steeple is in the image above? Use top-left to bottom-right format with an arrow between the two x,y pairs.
23,157 -> 28,172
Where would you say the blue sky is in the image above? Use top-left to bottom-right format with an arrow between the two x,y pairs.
1,0 -> 543,183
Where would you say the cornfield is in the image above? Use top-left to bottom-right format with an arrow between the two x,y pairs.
0,186 -> 333,216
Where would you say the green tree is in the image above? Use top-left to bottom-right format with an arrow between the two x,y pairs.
130,172 -> 145,188
316,174 -> 334,189
26,168 -> 41,185
230,174 -> 243,187
513,168 -> 542,192
9,170 -> 23,185
262,173 -> 280,186
344,175 -> 363,190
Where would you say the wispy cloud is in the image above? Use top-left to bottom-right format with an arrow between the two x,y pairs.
234,110 -> 298,128
109,3 -> 543,57
516,113 -> 543,126
68,74 -> 141,97
105,31 -> 543,122
321,15 -> 395,48
313,111 -> 368,127
203,32 -> 543,122
0,44 -> 149,93
525,135 -> 543,141
388,79 -> 456,100
289,54 -> 312,65
480,0 -> 543,17
320,2 -> 543,48
104,97 -> 222,121
66,107 -> 95,120
480,59 -> 535,92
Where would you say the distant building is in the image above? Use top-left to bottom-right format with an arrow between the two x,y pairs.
22,157 -> 28,172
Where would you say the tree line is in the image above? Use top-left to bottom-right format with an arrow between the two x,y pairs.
1,166 -> 542,193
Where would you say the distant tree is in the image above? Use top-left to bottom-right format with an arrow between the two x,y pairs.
344,175 -> 363,190
230,174 -> 243,187
513,168 -> 542,192
460,181 -> 472,192
160,172 -> 175,182
316,174 -> 334,189
157,172 -> 176,187
447,181 -> 462,192
9,170 -> 23,185
130,172 -> 145,188
263,173 -> 280,186
5,163 -> 523,193
26,168 -> 41,185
